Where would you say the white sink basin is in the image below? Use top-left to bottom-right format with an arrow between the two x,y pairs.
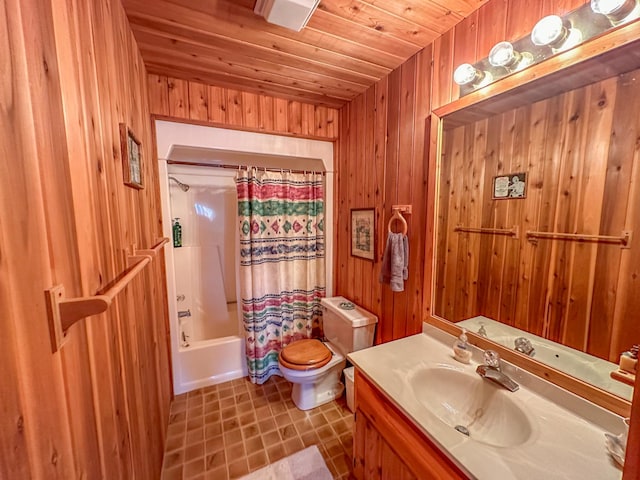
410,365 -> 535,448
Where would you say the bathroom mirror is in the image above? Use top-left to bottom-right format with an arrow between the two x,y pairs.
431,64 -> 640,403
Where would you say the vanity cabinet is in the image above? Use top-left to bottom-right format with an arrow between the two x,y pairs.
353,369 -> 467,480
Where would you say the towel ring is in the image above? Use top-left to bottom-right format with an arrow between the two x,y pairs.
388,209 -> 408,235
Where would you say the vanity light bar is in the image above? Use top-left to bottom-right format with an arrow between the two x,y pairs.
591,0 -> 640,24
452,1 -> 640,93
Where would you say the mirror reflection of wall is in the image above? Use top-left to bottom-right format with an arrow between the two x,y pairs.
435,67 -> 640,398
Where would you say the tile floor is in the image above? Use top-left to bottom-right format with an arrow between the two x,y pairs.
161,375 -> 354,480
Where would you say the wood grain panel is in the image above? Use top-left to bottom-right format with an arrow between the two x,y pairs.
380,66 -> 401,343
148,75 -> 340,140
590,71 -> 640,359
435,69 -> 640,362
188,81 -> 208,121
1,1 -> 77,477
2,0 -> 172,478
336,49 -> 432,344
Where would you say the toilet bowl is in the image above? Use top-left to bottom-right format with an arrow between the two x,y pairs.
278,340 -> 346,410
277,297 -> 377,410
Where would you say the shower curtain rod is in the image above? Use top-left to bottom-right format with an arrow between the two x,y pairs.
166,160 -> 326,175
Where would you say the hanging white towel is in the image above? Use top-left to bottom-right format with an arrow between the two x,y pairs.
379,232 -> 409,292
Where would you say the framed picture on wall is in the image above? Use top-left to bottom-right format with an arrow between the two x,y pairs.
492,172 -> 526,199
120,123 -> 144,189
351,208 -> 375,261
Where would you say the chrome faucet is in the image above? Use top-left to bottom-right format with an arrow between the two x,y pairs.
514,337 -> 535,357
178,309 -> 191,318
476,350 -> 519,392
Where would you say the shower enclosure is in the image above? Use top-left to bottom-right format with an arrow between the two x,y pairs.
155,120 -> 334,395
162,164 -> 247,394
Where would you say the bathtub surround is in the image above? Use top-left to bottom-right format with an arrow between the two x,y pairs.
160,376 -> 352,480
156,121 -> 335,395
162,166 -> 247,394
237,169 -> 326,384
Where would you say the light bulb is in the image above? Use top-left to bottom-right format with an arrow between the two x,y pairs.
531,15 -> 583,51
531,15 -> 565,46
453,63 -> 493,87
488,42 -> 533,71
591,0 -> 640,23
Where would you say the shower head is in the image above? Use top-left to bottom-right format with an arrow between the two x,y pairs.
168,176 -> 190,192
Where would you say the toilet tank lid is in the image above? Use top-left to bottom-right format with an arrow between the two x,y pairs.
321,296 -> 378,327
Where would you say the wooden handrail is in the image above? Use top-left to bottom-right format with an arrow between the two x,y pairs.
526,230 -> 631,247
46,238 -> 169,352
133,237 -> 170,258
454,225 -> 519,238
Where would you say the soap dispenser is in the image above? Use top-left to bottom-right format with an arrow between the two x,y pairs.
619,344 -> 638,374
172,218 -> 182,248
453,328 -> 472,364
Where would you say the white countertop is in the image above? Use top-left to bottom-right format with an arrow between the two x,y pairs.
348,325 -> 625,480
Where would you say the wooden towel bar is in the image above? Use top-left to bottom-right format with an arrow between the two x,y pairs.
454,225 -> 519,238
526,230 -> 631,247
46,237 -> 169,352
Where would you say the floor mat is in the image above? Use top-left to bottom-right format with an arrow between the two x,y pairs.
239,445 -> 333,480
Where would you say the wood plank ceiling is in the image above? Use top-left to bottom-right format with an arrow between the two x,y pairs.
122,0 -> 489,107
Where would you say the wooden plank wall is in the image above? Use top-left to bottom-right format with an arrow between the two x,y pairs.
147,75 -> 339,140
335,48 -> 432,344
334,0 -> 591,345
435,70 -> 640,362
1,0 -> 171,478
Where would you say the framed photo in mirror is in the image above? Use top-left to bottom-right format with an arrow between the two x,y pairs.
492,172 -> 526,199
120,123 -> 143,189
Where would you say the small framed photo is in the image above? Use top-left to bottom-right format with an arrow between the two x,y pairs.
120,123 -> 143,189
493,172 -> 526,199
351,208 -> 375,261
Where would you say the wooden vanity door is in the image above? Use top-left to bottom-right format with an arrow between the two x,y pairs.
353,369 -> 468,480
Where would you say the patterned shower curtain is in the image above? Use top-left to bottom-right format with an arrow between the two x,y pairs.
236,169 -> 326,384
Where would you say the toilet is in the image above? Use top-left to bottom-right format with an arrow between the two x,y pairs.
278,296 -> 378,410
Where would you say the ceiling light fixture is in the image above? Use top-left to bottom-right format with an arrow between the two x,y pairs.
590,0 -> 640,24
531,15 -> 583,52
254,0 -> 321,31
453,63 -> 492,87
488,42 -> 534,71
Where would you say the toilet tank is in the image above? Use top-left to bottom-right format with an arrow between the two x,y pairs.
320,296 -> 378,357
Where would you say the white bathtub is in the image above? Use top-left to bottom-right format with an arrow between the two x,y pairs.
175,336 -> 247,394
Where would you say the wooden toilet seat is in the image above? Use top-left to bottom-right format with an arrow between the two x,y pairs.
279,339 -> 332,371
